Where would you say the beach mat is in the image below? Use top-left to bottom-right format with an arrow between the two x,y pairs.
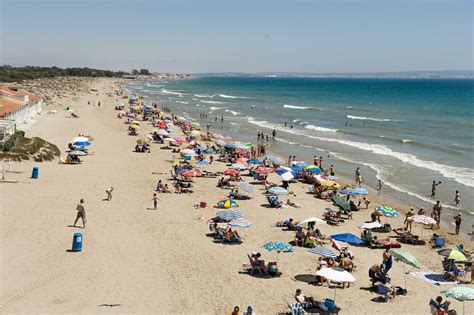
409,271 -> 457,285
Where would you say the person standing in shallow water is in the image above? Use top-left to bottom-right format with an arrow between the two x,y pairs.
453,213 -> 462,235
431,180 -> 441,197
377,180 -> 383,194
454,190 -> 461,208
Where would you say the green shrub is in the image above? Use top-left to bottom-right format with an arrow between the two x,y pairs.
2,131 -> 25,151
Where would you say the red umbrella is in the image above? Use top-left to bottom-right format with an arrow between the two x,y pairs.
157,121 -> 167,128
224,169 -> 240,176
234,149 -> 247,155
255,167 -> 273,174
181,169 -> 202,177
236,157 -> 248,163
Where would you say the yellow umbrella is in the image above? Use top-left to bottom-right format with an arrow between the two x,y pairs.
448,249 -> 467,261
321,180 -> 340,188
131,124 -> 140,129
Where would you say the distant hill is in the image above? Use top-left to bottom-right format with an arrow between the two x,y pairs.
196,70 -> 474,79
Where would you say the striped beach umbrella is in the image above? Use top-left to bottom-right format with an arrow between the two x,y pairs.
216,209 -> 243,220
268,187 -> 289,195
376,205 -> 400,217
305,165 -> 322,173
228,218 -> 252,228
307,247 -> 338,259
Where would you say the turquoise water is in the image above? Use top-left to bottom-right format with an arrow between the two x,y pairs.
127,77 -> 474,231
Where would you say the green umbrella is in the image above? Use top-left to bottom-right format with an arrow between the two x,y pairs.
441,287 -> 474,315
389,249 -> 420,290
68,151 -> 87,156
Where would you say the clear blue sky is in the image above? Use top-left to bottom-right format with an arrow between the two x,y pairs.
1,0 -> 472,73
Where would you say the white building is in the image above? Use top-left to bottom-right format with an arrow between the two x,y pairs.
0,85 -> 42,125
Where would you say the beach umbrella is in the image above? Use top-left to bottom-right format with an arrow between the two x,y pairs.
307,247 -> 338,259
270,156 -> 285,166
224,169 -> 239,176
331,196 -> 351,211
359,221 -> 382,230
180,169 -> 202,177
71,136 -> 89,143
222,199 -> 240,209
239,182 -> 254,193
254,167 -> 273,174
132,120 -> 140,124
305,165 -> 322,173
234,143 -> 249,150
268,187 -> 289,195
180,149 -> 195,155
376,205 -> 400,217
298,217 -> 326,227
216,139 -> 226,146
247,159 -> 262,165
321,180 -> 340,188
228,218 -> 252,228
441,287 -> 474,314
68,150 -> 87,156
130,124 -> 140,129
291,161 -> 308,168
156,129 -> 169,136
225,143 -> 237,149
408,215 -> 437,226
290,165 -> 304,172
216,209 -> 243,221
196,160 -> 209,165
437,249 -> 467,261
340,188 -> 368,196
73,141 -> 92,147
236,157 -> 248,163
315,268 -> 356,302
330,233 -> 367,246
390,249 -> 420,290
262,241 -> 293,263
232,163 -> 247,170
280,171 -> 294,181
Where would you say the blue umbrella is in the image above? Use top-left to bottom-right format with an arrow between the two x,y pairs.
248,159 -> 262,165
228,218 -> 252,228
376,206 -> 400,218
308,247 -> 338,259
290,165 -> 304,172
73,141 -> 92,146
268,187 -> 289,195
196,160 -> 209,165
340,188 -> 368,196
239,182 -> 254,193
330,233 -> 367,246
225,143 -> 237,149
293,161 -> 308,168
216,209 -> 243,220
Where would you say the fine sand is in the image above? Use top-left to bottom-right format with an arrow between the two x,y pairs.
1,77 -> 472,314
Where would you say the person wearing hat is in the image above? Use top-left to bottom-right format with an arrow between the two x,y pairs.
453,213 -> 462,235
405,207 -> 415,232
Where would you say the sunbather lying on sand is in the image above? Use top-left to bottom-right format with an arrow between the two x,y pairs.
285,199 -> 302,208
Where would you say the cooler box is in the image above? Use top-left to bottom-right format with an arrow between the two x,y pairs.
31,166 -> 39,179
72,232 -> 83,251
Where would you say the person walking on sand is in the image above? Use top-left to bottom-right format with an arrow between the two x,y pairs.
377,179 -> 383,194
105,187 -> 114,201
431,180 -> 442,197
453,213 -> 462,235
405,207 -> 415,232
454,190 -> 461,208
73,199 -> 86,228
152,193 -> 160,210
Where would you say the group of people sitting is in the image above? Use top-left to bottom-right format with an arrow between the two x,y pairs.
248,252 -> 278,276
361,229 -> 401,249
135,143 -> 150,153
294,227 -> 330,248
228,189 -> 251,200
209,223 -> 242,243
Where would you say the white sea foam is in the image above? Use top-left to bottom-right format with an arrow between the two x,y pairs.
192,98 -> 198,101
305,125 -> 338,133
161,89 -> 183,96
347,115 -> 392,122
209,107 -> 223,111
346,106 -> 353,109
201,100 -> 224,104
247,119 -> 474,187
194,94 -> 215,98
175,101 -> 189,104
218,94 -> 246,99
229,111 -> 240,116
402,139 -> 412,143
283,104 -> 309,109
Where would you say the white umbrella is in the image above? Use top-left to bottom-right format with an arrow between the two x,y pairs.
316,267 -> 356,302
71,136 -> 89,143
359,222 -> 382,230
280,171 -> 294,181
298,217 -> 326,227
156,129 -> 169,136
232,163 -> 247,170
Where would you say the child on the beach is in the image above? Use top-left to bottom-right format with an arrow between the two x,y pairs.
152,193 -> 160,210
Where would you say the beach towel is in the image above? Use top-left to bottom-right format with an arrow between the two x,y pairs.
409,271 -> 457,285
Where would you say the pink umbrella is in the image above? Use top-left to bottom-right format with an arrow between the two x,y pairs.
181,169 -> 202,177
254,167 -> 273,174
236,157 -> 248,163
224,169 -> 240,176
408,215 -> 437,225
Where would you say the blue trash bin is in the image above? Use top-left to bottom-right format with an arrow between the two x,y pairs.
72,232 -> 83,251
31,166 -> 39,179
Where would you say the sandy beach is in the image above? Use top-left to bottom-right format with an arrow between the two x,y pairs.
1,77 -> 472,314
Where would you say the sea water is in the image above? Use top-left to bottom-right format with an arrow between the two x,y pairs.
127,76 -> 474,235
